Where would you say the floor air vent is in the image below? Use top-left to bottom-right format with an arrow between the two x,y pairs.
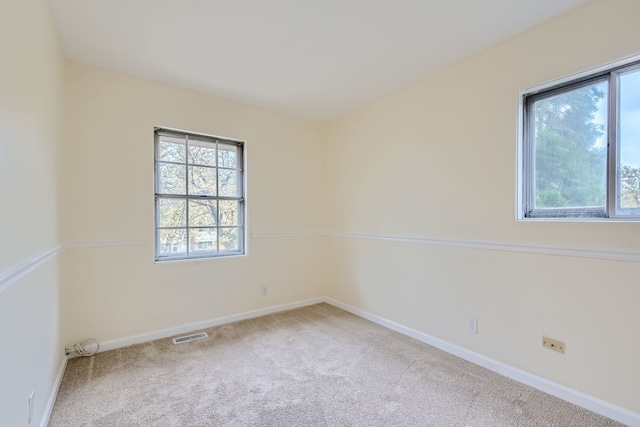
172,332 -> 208,344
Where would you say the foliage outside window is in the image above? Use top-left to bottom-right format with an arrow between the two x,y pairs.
154,128 -> 245,261
521,60 -> 640,219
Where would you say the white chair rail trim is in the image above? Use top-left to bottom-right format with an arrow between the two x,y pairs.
2,231 -> 639,294
0,245 -> 63,294
252,230 -> 640,263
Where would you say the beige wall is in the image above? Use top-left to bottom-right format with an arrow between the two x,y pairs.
0,0 -> 66,425
61,62 -> 327,344
3,0 -> 640,424
325,0 -> 640,413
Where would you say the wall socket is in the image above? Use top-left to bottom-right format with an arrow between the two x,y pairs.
262,285 -> 268,297
28,390 -> 34,424
467,317 -> 478,334
542,336 -> 565,354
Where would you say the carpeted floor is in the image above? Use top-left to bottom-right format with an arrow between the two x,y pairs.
49,303 -> 624,426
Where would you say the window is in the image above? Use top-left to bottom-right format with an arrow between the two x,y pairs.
520,59 -> 640,220
154,128 -> 245,261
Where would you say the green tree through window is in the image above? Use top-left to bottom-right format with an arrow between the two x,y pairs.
533,82 -> 607,209
522,59 -> 640,219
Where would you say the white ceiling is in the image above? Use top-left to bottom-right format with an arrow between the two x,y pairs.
49,0 -> 590,121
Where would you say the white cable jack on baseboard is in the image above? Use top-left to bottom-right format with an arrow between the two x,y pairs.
65,338 -> 100,357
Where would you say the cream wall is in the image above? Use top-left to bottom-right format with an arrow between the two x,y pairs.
3,0 -> 640,424
61,62 -> 327,345
324,0 -> 640,414
0,0 -> 66,426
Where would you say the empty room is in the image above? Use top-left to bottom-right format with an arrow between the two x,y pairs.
1,0 -> 640,425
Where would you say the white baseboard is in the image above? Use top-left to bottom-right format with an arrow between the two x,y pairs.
97,297 -> 326,353
40,355 -> 68,427
60,296 -> 639,426
324,297 -> 640,427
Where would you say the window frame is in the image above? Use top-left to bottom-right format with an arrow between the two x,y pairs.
518,56 -> 640,221
154,127 -> 246,262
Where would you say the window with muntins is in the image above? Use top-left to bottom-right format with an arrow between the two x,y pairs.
154,128 -> 245,261
520,59 -> 640,220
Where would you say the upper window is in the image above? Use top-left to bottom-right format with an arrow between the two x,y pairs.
520,59 -> 640,220
154,128 -> 245,261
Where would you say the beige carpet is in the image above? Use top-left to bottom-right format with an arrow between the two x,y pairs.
49,303 -> 624,426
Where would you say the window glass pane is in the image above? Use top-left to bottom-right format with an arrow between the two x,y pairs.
158,135 -> 186,163
219,227 -> 240,252
219,200 -> 239,226
158,229 -> 187,257
188,166 -> 217,196
188,200 -> 217,227
532,81 -> 608,209
157,163 -> 186,194
158,198 -> 186,227
188,139 -> 216,166
219,169 -> 240,197
218,144 -> 239,168
618,69 -> 640,210
189,228 -> 217,254
155,129 -> 244,260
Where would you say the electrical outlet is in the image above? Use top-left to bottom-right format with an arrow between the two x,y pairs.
28,390 -> 34,424
467,317 -> 478,334
262,285 -> 268,297
542,337 -> 565,353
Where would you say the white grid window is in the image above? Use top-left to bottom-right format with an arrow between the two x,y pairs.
154,128 -> 245,261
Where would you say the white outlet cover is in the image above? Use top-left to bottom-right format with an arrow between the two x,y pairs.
467,317 -> 478,334
28,390 -> 34,424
